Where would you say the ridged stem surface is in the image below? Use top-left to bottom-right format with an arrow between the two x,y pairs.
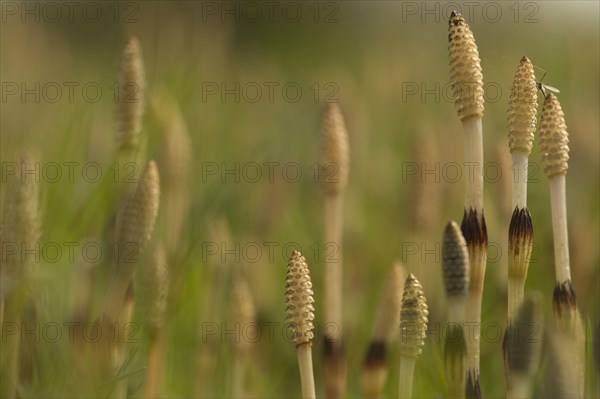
297,343 -> 316,399
507,277 -> 525,321
398,356 -> 416,399
324,194 -> 344,335
323,193 -> 346,398
462,117 -> 484,212
549,175 -> 571,282
465,291 -> 482,372
447,297 -> 466,326
511,151 -> 529,210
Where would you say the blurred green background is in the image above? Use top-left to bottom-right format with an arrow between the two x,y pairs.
1,1 -> 598,397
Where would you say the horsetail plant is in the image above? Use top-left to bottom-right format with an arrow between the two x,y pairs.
503,292 -> 543,399
441,221 -> 470,398
361,261 -> 406,398
539,93 -> 585,396
448,11 -> 487,397
503,56 -> 538,394
286,251 -> 316,399
398,274 -> 429,399
539,93 -> 576,320
112,37 -> 147,277
506,56 -> 536,321
319,102 -> 349,398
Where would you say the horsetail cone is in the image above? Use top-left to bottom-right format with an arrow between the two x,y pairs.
399,274 -> 429,358
448,11 -> 484,121
508,56 -> 538,154
117,160 -> 160,259
442,221 -> 470,298
441,223 -> 469,398
286,251 -> 315,345
115,36 -> 146,149
540,94 -> 569,177
320,103 -> 350,195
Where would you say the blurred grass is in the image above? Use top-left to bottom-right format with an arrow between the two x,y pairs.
1,1 -> 599,398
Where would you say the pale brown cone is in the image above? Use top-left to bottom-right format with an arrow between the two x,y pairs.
539,94 -> 569,177
285,251 -> 315,345
508,56 -> 537,154
399,274 -> 429,358
448,11 -> 484,120
115,36 -> 146,149
117,160 -> 160,261
320,103 -> 350,195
